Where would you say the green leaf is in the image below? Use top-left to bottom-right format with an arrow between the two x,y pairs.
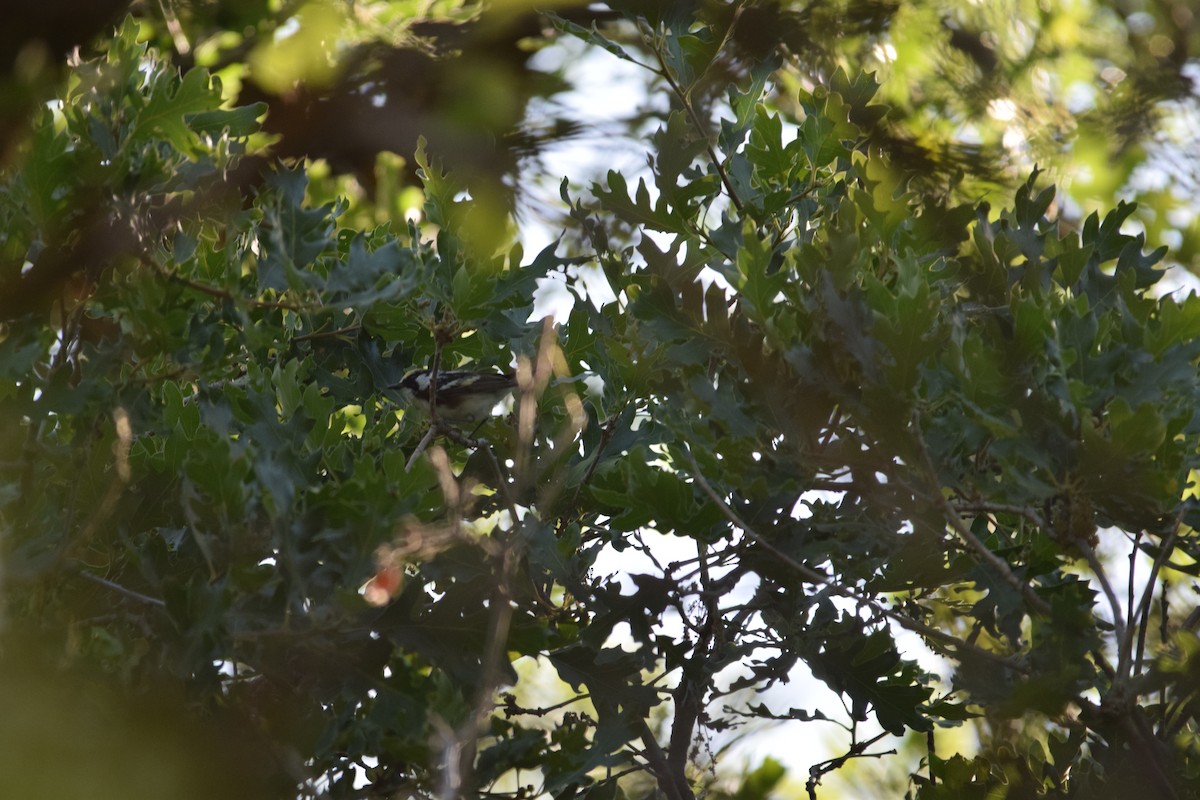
326,238 -> 419,307
187,102 -> 266,139
1105,398 -> 1167,455
546,12 -> 642,65
130,67 -> 224,152
734,219 -> 786,313
21,111 -> 73,228
593,171 -> 687,234
1149,292 -> 1200,358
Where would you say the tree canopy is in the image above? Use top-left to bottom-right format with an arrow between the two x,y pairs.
3,2 -> 1200,799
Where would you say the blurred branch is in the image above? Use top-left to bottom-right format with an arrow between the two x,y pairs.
74,407 -> 133,550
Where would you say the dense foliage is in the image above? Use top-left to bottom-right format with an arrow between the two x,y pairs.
3,3 -> 1200,799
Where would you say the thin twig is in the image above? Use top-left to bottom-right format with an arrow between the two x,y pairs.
951,501 -> 1046,527
927,729 -> 936,787
479,443 -> 519,519
293,324 -> 361,342
642,18 -> 747,215
806,730 -> 894,800
144,255 -> 308,311
682,447 -> 1028,675
683,449 -> 822,583
1133,523 -> 1179,678
1123,703 -> 1181,800
77,570 -> 166,608
911,418 -> 1051,617
569,404 -> 625,510
404,426 -> 437,472
1076,538 -> 1128,679
1128,530 -> 1140,651
430,346 -> 448,414
503,692 -> 592,717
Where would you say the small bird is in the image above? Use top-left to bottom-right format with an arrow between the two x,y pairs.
391,368 -> 517,424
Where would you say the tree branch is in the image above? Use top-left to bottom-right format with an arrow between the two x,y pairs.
640,722 -> 692,800
1076,537 -> 1129,679
1132,523 -> 1179,678
143,254 -> 309,312
911,419 -> 1052,617
682,446 -> 1029,675
77,570 -> 166,608
641,14 -> 747,216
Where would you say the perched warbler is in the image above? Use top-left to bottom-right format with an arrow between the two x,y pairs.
392,368 -> 517,423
